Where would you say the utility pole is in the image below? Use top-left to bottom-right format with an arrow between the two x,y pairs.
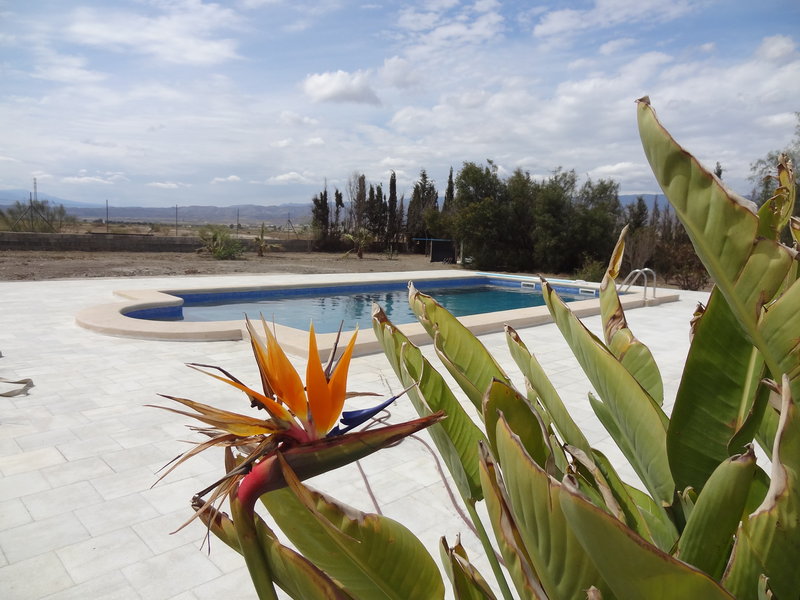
106,199 -> 109,233
175,205 -> 178,237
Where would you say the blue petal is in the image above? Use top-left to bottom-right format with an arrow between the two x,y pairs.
326,394 -> 398,437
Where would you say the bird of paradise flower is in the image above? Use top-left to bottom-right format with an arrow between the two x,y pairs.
152,316 -> 442,521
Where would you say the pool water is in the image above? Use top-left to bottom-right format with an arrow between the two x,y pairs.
130,282 -> 584,333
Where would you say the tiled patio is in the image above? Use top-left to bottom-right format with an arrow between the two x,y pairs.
0,271 -> 708,599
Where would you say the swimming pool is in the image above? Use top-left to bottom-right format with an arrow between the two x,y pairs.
75,270 -> 679,357
124,277 -> 590,333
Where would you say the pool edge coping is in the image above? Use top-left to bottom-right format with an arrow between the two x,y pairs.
75,271 -> 680,357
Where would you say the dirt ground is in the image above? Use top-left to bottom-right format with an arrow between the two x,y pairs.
0,250 -> 461,281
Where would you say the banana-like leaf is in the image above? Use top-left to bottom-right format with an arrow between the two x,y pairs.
373,306 -> 486,503
483,378 -> 551,468
723,377 -> 800,600
589,450 -> 678,552
506,326 -> 592,455
675,447 -> 756,579
541,281 -> 675,505
757,276 -> 800,400
494,415 -> 611,599
261,455 -> 445,600
439,536 -> 499,600
559,474 -> 735,599
622,483 -> 681,554
409,283 -> 510,410
478,442 -> 546,600
637,98 -> 799,400
237,413 -> 444,510
757,154 -> 796,240
600,227 -> 664,405
667,288 -> 765,492
194,498 -> 354,599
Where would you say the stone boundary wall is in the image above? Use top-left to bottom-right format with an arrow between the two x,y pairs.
0,231 -> 313,252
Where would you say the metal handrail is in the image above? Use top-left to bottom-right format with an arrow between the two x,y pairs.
618,268 -> 657,299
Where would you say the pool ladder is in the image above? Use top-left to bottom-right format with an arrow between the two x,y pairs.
617,268 -> 657,300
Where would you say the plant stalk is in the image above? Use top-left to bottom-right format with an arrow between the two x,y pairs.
231,495 -> 279,600
466,500 -> 514,600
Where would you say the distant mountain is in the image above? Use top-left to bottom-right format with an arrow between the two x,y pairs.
64,203 -> 312,225
0,189 -> 101,208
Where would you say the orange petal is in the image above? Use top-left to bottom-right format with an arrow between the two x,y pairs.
259,317 -> 308,420
245,317 -> 275,399
185,363 -> 295,424
154,395 -> 284,437
317,329 -> 358,433
306,324 -> 332,437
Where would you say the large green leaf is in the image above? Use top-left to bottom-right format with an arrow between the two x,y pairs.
757,276 -> 800,400
261,455 -> 445,600
409,284 -> 510,410
506,326 -> 592,455
494,415 -> 611,599
478,443 -> 546,600
559,475 -> 734,599
675,447 -> 756,579
482,378 -> 550,468
373,306 -> 487,503
723,378 -> 800,600
667,288 -> 764,492
637,98 -> 799,400
588,450 -> 678,552
195,498 -> 354,599
599,228 -> 664,405
193,499 -> 352,600
541,280 -> 675,505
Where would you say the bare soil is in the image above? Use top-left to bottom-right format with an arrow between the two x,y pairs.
0,250 -> 461,281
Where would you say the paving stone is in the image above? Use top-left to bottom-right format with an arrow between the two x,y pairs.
22,480 -> 103,521
121,544 -> 222,600
0,552 -> 74,599
56,527 -> 154,583
74,492 -> 160,536
40,570 -> 138,600
0,512 -> 90,563
0,446 -> 66,476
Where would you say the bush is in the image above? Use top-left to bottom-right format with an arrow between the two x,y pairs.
198,225 -> 244,260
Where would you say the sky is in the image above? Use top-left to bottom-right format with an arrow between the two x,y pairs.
1,0 -> 799,208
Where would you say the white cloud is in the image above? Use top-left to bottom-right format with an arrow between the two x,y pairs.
380,56 -> 420,89
62,176 -> 111,185
599,37 -> 636,56
210,175 -> 241,184
280,111 -> 319,126
32,52 -> 106,83
238,0 -> 282,8
304,137 -> 324,146
65,3 -> 241,66
533,0 -> 696,38
62,170 -> 127,185
267,171 -> 314,185
303,70 -> 380,105
756,35 -> 797,61
473,0 -> 500,12
271,139 -> 293,148
147,181 -> 191,189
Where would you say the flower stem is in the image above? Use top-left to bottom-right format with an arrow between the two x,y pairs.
466,500 -> 514,600
231,494 -> 279,600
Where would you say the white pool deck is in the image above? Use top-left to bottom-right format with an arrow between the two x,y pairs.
0,271 -> 708,599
